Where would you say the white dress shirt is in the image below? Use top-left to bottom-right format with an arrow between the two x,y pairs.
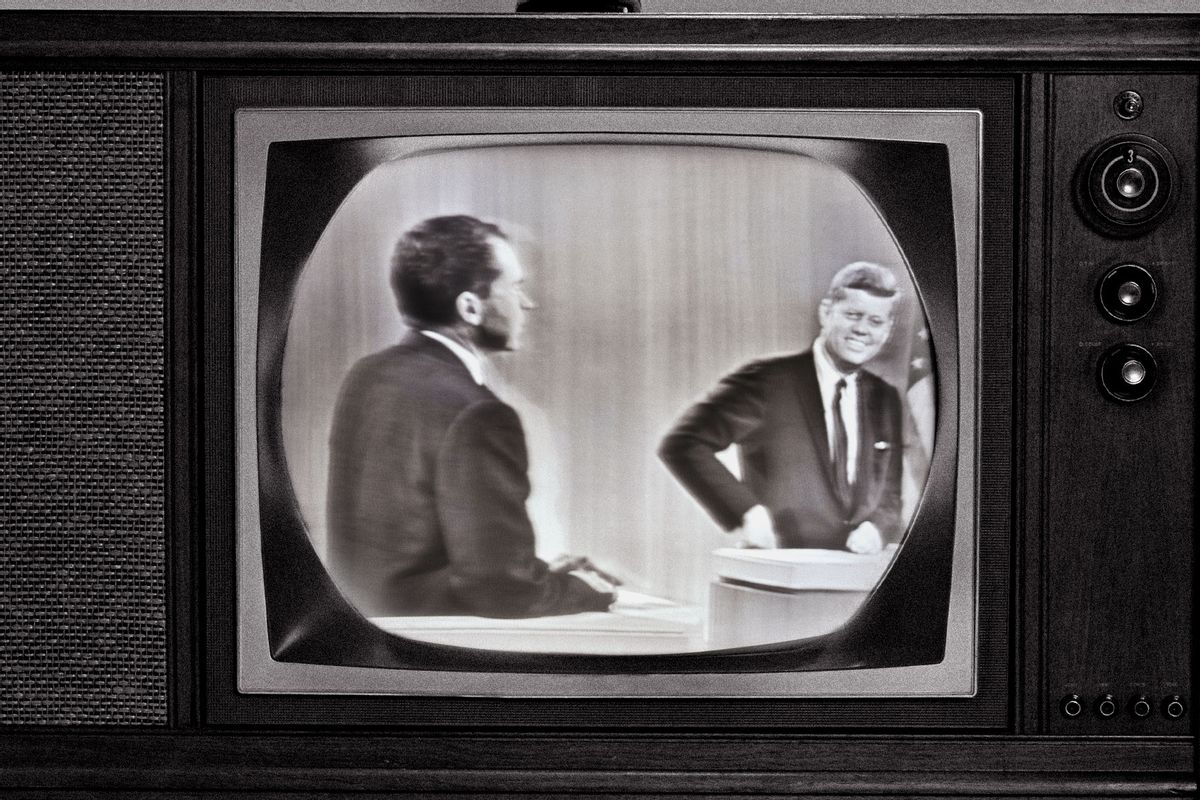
812,336 -> 860,484
420,329 -> 485,386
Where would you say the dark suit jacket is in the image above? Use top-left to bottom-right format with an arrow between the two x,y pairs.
325,332 -> 611,618
658,350 -> 904,549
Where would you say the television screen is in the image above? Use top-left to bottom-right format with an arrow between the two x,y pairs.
235,108 -> 979,696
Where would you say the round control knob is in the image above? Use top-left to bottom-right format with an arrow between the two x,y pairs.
1113,90 -> 1144,120
1131,695 -> 1153,718
1121,359 -> 1146,385
1098,343 -> 1157,402
1060,694 -> 1083,718
1115,167 -> 1146,198
1163,695 -> 1187,719
1077,134 -> 1177,236
1098,264 -> 1157,322
1096,693 -> 1118,718
1118,282 -> 1142,306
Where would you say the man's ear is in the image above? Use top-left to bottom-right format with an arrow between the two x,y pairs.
817,297 -> 831,325
456,291 -> 483,326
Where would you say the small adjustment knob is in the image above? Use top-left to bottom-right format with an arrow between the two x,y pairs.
1098,264 -> 1157,322
1061,694 -> 1084,718
1131,695 -> 1153,718
1114,90 -> 1144,120
1163,695 -> 1187,719
1096,693 -> 1118,718
1098,343 -> 1157,402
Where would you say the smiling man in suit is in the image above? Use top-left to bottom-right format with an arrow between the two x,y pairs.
658,262 -> 905,554
325,214 -> 615,618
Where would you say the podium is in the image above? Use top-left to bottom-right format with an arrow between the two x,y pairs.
707,545 -> 898,649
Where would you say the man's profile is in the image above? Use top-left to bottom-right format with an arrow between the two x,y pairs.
658,262 -> 906,553
325,214 -> 615,618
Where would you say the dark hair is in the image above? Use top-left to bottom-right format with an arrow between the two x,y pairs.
389,215 -> 507,327
826,261 -> 901,302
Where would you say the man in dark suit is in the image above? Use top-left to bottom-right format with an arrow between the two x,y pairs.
326,215 -> 615,618
658,262 -> 905,553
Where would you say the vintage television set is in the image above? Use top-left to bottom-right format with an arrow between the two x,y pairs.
0,5 -> 1194,797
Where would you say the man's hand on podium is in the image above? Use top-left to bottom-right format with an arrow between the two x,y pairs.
550,554 -> 622,594
845,520 -> 885,554
736,504 -> 778,549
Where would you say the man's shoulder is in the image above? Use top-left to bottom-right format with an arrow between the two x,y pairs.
729,350 -> 814,380
761,349 -> 814,369
356,337 -> 466,374
344,341 -> 487,406
697,352 -> 814,406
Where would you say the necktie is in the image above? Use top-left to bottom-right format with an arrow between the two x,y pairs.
831,377 -> 852,509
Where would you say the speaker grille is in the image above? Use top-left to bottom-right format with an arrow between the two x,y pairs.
0,73 -> 166,725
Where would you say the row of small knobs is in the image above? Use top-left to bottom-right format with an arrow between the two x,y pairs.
1060,693 -> 1186,719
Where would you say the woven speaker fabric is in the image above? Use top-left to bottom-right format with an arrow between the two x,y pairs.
0,73 -> 166,725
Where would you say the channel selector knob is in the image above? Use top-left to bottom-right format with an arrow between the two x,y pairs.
1115,166 -> 1145,199
1077,135 -> 1177,236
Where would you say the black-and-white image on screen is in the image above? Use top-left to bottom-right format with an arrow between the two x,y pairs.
237,109 -> 979,695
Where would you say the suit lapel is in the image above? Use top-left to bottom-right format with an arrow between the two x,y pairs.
793,351 -> 839,500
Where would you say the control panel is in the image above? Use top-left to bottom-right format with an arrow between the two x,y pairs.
1044,74 -> 1194,735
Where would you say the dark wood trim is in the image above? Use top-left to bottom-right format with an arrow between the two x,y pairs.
166,69 -> 200,731
0,13 -> 1199,63
0,734 -> 1193,795
0,771 -> 1193,797
1017,72 -> 1049,737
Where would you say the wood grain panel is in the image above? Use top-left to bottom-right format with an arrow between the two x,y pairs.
0,733 -> 1194,795
1044,74 -> 1194,735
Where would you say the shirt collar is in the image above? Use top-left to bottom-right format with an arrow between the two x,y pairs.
813,336 -> 857,387
419,329 -> 485,385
